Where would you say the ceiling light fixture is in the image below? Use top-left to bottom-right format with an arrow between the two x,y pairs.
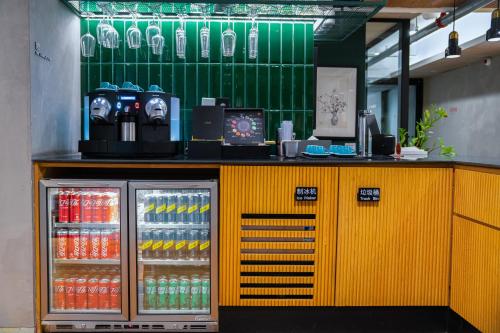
445,0 -> 461,59
486,0 -> 500,42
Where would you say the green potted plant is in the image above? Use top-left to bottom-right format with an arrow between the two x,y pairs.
398,105 -> 456,157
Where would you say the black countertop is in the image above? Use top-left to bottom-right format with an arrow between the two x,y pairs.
31,153 -> 500,169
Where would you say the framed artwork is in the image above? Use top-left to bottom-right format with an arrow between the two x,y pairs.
313,67 -> 357,138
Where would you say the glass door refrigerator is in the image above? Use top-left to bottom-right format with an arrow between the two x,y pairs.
129,181 -> 218,331
40,180 -> 129,329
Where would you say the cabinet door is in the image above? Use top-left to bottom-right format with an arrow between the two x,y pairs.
336,167 -> 452,306
220,166 -> 338,306
451,216 -> 500,333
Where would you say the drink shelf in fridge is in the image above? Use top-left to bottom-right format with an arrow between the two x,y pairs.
138,223 -> 209,230
54,223 -> 120,229
53,259 -> 121,265
50,309 -> 121,314
138,259 -> 210,266
139,309 -> 210,315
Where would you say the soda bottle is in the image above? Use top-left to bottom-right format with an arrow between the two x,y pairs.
98,278 -> 110,309
165,194 -> 176,223
110,277 -> 121,310
175,229 -> 187,259
201,276 -> 210,310
176,194 -> 188,224
144,194 -> 156,223
187,229 -> 200,260
58,189 -> 70,223
87,277 -> 99,309
162,229 -> 175,259
155,194 -> 166,223
199,193 -> 210,224
168,275 -> 179,310
144,277 -> 157,310
100,229 -> 111,259
69,189 -> 81,223
65,277 -> 76,309
151,229 -> 163,259
81,190 -> 93,223
190,277 -> 201,310
67,229 -> 80,260
53,277 -> 66,310
199,230 -> 210,260
56,229 -> 68,259
179,276 -> 191,310
79,229 -> 90,259
187,194 -> 200,224
157,276 -> 168,310
140,230 -> 153,259
75,277 -> 88,309
91,190 -> 104,223
89,229 -> 101,259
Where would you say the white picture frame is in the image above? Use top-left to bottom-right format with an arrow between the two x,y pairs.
313,67 -> 357,138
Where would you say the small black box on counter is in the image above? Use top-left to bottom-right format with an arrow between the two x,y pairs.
221,144 -> 271,160
187,141 -> 222,159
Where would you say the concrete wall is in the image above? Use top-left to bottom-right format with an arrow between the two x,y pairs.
30,0 -> 81,155
0,0 -> 34,330
424,55 -> 500,158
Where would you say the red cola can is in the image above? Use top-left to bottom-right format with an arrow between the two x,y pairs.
67,229 -> 80,260
79,229 -> 90,259
87,277 -> 99,309
75,277 -> 88,309
102,190 -> 119,223
58,189 -> 70,223
110,277 -> 121,310
89,229 -> 101,259
65,277 -> 76,309
92,191 -> 104,223
98,278 -> 110,309
56,229 -> 68,259
108,229 -> 120,259
69,189 -> 81,223
53,277 -> 66,310
81,190 -> 93,223
100,229 -> 111,259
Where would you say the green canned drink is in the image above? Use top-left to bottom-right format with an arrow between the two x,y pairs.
144,277 -> 157,310
190,277 -> 202,310
179,276 -> 191,310
201,276 -> 210,310
168,276 -> 179,310
157,277 -> 168,310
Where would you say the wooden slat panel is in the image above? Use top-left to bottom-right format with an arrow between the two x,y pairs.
241,230 -> 315,238
240,288 -> 313,295
451,216 -> 500,333
336,167 -> 453,306
220,166 -> 338,306
240,253 -> 315,261
455,169 -> 500,229
241,276 -> 314,284
241,242 -> 315,250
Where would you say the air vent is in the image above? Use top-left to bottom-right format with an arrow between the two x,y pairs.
55,325 -> 73,330
95,325 -> 111,330
190,324 -> 208,330
152,325 -> 165,329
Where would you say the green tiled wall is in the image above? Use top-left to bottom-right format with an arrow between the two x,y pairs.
81,19 -> 314,140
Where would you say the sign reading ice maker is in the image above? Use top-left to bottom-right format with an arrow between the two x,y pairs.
358,188 -> 381,202
295,187 -> 318,201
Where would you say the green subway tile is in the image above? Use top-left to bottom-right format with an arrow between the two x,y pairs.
282,65 -> 293,110
305,24 -> 314,64
282,111 -> 293,121
162,21 -> 174,63
173,64 -> 185,105
269,66 -> 280,110
137,64 -> 149,90
267,111 -> 281,140
269,23 -> 281,64
185,21 -> 197,64
294,111 -> 305,140
233,65 -> 245,108
293,24 -> 305,65
113,64 -> 125,85
101,64 -> 113,84
264,111 -> 270,138
162,64 -> 173,93
88,64 -> 101,91
125,64 -> 137,84
257,65 -> 269,108
282,24 -> 293,64
293,66 -> 305,110
210,64 -> 221,97
221,64 -> 232,101
197,64 -> 209,101
209,21 -> 221,62
245,64 -> 257,108
149,64 -> 161,87
137,20 -> 149,63
305,66 -> 314,110
257,23 -> 269,64
113,20 -> 125,63
304,110 -> 314,138
233,22 -> 245,64
185,64 -> 197,108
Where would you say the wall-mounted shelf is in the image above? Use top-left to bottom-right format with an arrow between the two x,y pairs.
62,0 -> 386,41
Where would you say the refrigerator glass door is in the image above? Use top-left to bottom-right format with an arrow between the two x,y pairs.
40,180 -> 128,321
130,182 -> 218,321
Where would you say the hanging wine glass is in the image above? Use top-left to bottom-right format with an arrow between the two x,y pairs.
146,14 -> 161,47
248,17 -> 258,59
81,17 -> 96,57
126,6 -> 141,49
222,15 -> 236,57
200,17 -> 210,58
176,15 -> 186,59
151,35 -> 165,55
96,18 -> 112,46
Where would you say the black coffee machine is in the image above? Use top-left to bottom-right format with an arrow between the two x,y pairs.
79,82 -> 181,157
